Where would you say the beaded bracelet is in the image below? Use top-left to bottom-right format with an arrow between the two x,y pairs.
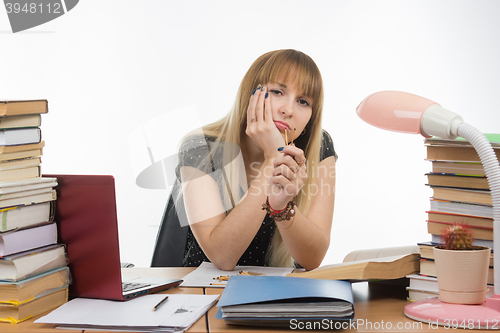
262,197 -> 296,222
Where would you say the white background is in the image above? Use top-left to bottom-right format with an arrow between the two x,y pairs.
1,0 -> 499,267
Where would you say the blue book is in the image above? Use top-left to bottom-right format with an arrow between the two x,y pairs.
215,276 -> 354,326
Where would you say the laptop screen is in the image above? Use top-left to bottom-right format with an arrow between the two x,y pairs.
45,174 -> 125,300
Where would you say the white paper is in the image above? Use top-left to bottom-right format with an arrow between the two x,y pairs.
35,294 -> 218,331
180,261 -> 293,288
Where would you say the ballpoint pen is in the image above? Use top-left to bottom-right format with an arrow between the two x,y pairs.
152,295 -> 169,311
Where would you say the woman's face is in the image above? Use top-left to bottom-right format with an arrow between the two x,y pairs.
266,80 -> 313,144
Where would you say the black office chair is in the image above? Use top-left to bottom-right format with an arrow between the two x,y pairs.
151,137 -> 231,267
150,184 -> 189,267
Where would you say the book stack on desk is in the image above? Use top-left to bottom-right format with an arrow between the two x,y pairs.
0,100 -> 69,324
406,135 -> 499,301
424,134 -> 498,247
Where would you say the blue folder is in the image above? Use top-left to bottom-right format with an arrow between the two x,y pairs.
215,275 -> 354,321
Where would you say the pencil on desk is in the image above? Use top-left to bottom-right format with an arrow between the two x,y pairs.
213,275 -> 230,282
152,295 -> 169,311
238,271 -> 265,276
210,283 -> 227,286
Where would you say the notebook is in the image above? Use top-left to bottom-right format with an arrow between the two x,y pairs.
44,174 -> 182,301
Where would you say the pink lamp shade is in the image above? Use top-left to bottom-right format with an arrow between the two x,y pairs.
356,91 -> 464,139
356,91 -> 437,135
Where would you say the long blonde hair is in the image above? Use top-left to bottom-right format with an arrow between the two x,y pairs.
188,49 -> 324,267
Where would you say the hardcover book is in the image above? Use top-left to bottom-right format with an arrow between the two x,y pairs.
0,266 -> 70,305
0,141 -> 44,162
0,222 -> 57,257
286,245 -> 420,281
0,114 -> 41,130
0,100 -> 48,117
0,128 -> 41,146
0,201 -> 55,232
0,287 -> 67,324
0,244 -> 67,282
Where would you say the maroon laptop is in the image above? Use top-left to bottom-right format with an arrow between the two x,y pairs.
45,174 -> 182,300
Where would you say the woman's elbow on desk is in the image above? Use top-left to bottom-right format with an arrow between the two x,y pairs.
201,244 -> 240,271
293,239 -> 330,271
207,256 -> 238,271
300,258 -> 324,272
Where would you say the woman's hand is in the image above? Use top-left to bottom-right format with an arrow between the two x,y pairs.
268,145 -> 308,210
245,85 -> 285,160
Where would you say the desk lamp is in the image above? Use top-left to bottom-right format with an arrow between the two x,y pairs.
356,91 -> 500,328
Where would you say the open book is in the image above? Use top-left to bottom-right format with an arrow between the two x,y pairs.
287,245 -> 420,281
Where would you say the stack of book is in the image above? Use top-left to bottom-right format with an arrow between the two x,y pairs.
407,135 -> 499,301
425,134 -> 499,246
0,100 -> 69,324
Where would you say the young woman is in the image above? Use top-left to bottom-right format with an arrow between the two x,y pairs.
151,49 -> 337,271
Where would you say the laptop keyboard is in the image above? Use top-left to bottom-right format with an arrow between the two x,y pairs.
122,282 -> 151,293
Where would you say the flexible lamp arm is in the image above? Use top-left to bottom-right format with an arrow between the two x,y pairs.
357,91 -> 500,297
458,123 -> 500,296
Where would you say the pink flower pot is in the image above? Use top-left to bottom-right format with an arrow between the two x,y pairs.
433,246 -> 490,304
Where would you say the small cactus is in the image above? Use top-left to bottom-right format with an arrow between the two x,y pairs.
441,223 -> 474,250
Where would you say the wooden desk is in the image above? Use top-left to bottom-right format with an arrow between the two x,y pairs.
350,282 -> 453,332
206,282 -> 472,332
0,316 -> 84,333
2,268 -> 479,332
